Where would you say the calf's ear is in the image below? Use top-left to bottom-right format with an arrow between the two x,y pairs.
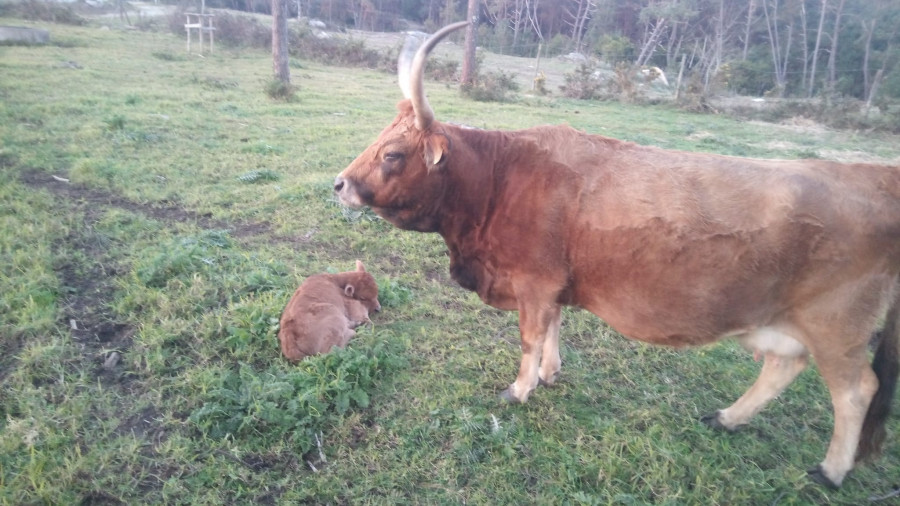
344,284 -> 355,297
424,133 -> 450,172
356,260 -> 366,272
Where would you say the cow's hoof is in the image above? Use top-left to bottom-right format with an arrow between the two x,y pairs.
700,412 -> 743,433
807,466 -> 841,490
499,386 -> 530,404
499,388 -> 521,404
700,412 -> 726,430
538,372 -> 559,387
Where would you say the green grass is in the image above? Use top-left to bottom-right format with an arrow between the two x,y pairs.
1,15 -> 899,505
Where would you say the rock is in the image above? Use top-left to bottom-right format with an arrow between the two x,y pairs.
0,26 -> 50,45
103,351 -> 121,370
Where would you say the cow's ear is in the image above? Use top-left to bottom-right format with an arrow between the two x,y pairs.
424,133 -> 450,172
344,284 -> 355,297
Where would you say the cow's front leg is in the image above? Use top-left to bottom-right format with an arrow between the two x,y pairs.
539,306 -> 562,386
501,301 -> 562,403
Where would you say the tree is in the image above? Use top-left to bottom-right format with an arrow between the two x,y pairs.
272,0 -> 290,84
760,0 -> 793,96
461,0 -> 478,86
564,0 -> 597,53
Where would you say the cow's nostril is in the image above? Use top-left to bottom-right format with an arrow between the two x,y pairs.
334,177 -> 345,193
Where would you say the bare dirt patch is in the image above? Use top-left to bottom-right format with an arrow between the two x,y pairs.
17,169 -> 283,383
19,170 -> 273,239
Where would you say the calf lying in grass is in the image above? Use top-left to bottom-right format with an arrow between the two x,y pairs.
278,260 -> 381,361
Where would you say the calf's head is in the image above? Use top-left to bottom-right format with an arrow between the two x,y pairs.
343,260 -> 381,314
334,22 -> 468,232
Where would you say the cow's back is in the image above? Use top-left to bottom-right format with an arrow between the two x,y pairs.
481,129 -> 900,344
278,275 -> 350,361
564,142 -> 900,343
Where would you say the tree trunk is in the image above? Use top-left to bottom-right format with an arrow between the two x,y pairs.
461,0 -> 478,86
861,19 -> 875,97
826,0 -> 847,96
742,0 -> 754,60
807,0 -> 826,97
799,1 -> 809,93
761,0 -> 786,95
636,17 -> 667,67
272,0 -> 290,83
525,0 -> 543,43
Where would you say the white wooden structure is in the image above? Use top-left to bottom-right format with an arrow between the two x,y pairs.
185,5 -> 215,54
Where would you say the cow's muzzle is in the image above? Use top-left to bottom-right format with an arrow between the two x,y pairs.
333,176 -> 358,208
333,176 -> 346,193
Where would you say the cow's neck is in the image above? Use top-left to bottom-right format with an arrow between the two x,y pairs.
435,128 -> 511,298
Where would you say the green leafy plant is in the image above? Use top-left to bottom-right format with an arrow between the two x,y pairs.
189,337 -> 407,453
377,278 -> 412,308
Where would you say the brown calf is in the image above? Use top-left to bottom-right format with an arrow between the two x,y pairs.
278,260 -> 381,361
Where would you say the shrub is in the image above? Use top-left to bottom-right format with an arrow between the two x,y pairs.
532,71 -> 549,95
426,57 -> 460,82
725,59 -> 774,97
462,70 -> 520,102
560,63 -> 602,100
292,31 -> 383,68
610,62 -> 641,103
0,0 -> 85,25
595,34 -> 634,64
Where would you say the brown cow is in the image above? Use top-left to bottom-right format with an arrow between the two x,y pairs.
332,22 -> 899,488
278,260 -> 381,361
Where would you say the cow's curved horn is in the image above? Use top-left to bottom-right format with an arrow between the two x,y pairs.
398,21 -> 469,131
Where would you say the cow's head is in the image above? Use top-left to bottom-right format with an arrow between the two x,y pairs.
334,22 -> 468,232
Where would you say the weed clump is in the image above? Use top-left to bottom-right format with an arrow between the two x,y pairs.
104,114 -> 126,131
264,79 -> 298,101
237,169 -> 280,183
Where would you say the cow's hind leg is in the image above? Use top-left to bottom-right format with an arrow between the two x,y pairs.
806,349 -> 879,488
703,345 -> 808,431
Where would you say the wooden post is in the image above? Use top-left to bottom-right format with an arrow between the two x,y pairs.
532,42 -> 543,91
185,13 -> 195,52
208,15 -> 214,52
675,53 -> 686,100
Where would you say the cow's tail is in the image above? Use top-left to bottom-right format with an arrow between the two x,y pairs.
857,290 -> 900,461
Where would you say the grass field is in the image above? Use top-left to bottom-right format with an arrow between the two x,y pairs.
2,14 -> 900,505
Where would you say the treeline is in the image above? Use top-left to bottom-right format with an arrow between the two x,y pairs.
202,0 -> 900,103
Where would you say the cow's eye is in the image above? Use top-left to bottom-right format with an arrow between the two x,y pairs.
381,151 -> 405,176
